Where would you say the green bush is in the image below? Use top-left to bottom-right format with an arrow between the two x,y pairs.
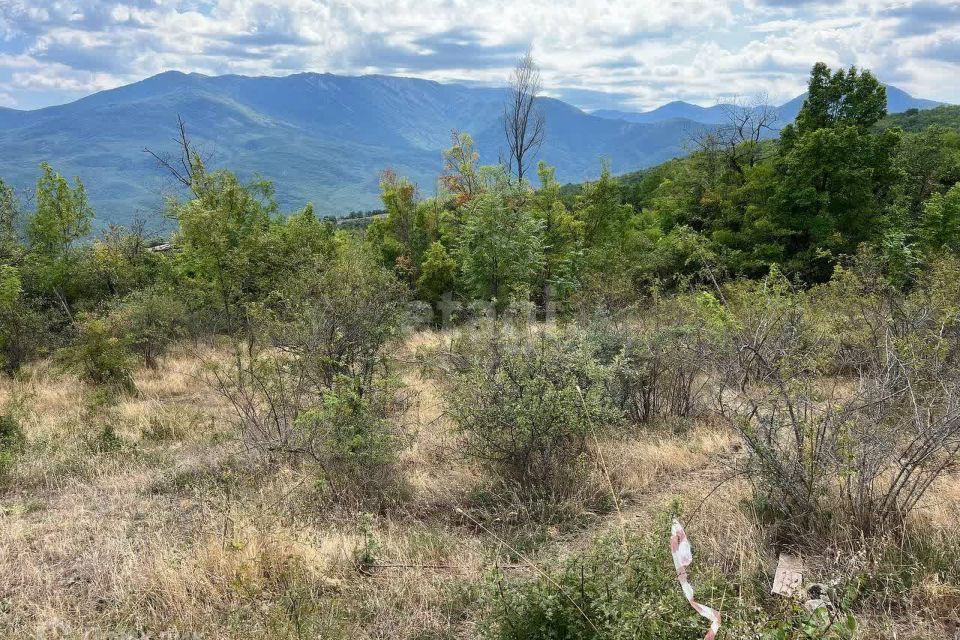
58,316 -> 136,393
111,286 -> 188,368
585,296 -> 723,425
295,385 -> 405,504
483,520 -> 858,640
0,412 -> 25,480
481,527 -> 727,640
209,243 -> 409,506
438,324 -> 618,500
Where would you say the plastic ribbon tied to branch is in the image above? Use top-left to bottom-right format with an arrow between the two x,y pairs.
670,519 -> 722,640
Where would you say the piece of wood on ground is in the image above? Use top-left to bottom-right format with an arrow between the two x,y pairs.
771,553 -> 804,597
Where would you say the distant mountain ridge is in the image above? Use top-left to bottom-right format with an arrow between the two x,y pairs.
591,85 -> 944,127
0,72 -> 944,227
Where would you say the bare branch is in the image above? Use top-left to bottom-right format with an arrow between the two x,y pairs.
502,50 -> 546,184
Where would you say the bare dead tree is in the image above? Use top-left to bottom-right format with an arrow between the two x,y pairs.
717,94 -> 780,175
689,94 -> 779,181
143,115 -> 207,197
502,50 -> 546,184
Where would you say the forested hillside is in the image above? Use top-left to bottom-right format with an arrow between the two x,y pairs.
3,62 -> 960,639
880,104 -> 960,132
0,72 -> 713,226
0,71 -> 943,227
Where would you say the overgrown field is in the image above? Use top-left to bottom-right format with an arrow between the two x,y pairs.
2,262 -> 960,639
3,60 -> 960,639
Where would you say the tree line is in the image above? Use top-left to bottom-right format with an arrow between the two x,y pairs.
1,61 -> 959,377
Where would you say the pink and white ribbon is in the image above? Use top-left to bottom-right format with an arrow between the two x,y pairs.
670,519 -> 722,640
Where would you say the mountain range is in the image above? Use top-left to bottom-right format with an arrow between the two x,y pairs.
0,72 -> 945,227
591,85 -> 942,126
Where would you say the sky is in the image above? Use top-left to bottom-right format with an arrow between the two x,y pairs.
0,0 -> 958,112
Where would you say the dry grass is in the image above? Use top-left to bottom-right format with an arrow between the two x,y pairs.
0,330 -> 958,638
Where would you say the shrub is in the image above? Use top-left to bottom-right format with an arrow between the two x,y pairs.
483,518 -> 858,640
585,295 -> 722,425
716,270 -> 960,542
111,286 -> 188,368
0,301 -> 52,376
481,526 -> 727,640
264,241 -> 408,392
295,385 -> 405,503
58,316 -> 136,393
437,324 -> 618,500
0,412 -> 25,481
210,243 -> 409,504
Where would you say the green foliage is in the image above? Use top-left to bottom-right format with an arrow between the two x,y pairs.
111,286 -> 188,368
0,265 -> 26,374
532,162 -> 582,307
438,324 -> 617,499
0,264 -> 20,314
441,131 -> 483,207
918,182 -> 960,254
0,178 -> 19,258
457,171 -> 545,307
575,162 -> 633,283
482,526 -> 727,640
58,316 -> 136,393
80,225 -> 166,302
788,62 -> 887,137
585,295 -> 722,424
774,121 -> 901,282
0,300 -> 49,375
891,125 -> 960,225
416,240 -> 457,304
172,167 -> 281,329
484,515 -> 859,640
352,512 -> 381,573
267,238 -> 408,392
295,387 -> 405,503
23,163 -> 94,314
211,240 -> 408,505
879,104 -> 960,133
376,170 -> 424,285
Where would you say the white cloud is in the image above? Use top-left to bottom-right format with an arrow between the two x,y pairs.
0,0 -> 957,110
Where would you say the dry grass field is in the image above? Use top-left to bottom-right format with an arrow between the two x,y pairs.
1,330 -> 958,639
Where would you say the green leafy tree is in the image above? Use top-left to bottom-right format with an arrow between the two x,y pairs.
774,64 -> 900,282
0,265 -> 19,314
456,171 -> 544,307
574,163 -> 636,296
376,170 -> 428,285
416,241 -> 457,304
80,224 -> 165,303
24,163 -> 94,318
787,62 -> 887,138
441,131 -> 483,207
277,203 -> 335,273
531,162 -> 581,307
0,178 -> 20,261
919,182 -> 960,254
172,167 -> 279,330
892,125 -> 960,228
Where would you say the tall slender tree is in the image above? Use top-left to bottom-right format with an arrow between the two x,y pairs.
502,50 -> 546,184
